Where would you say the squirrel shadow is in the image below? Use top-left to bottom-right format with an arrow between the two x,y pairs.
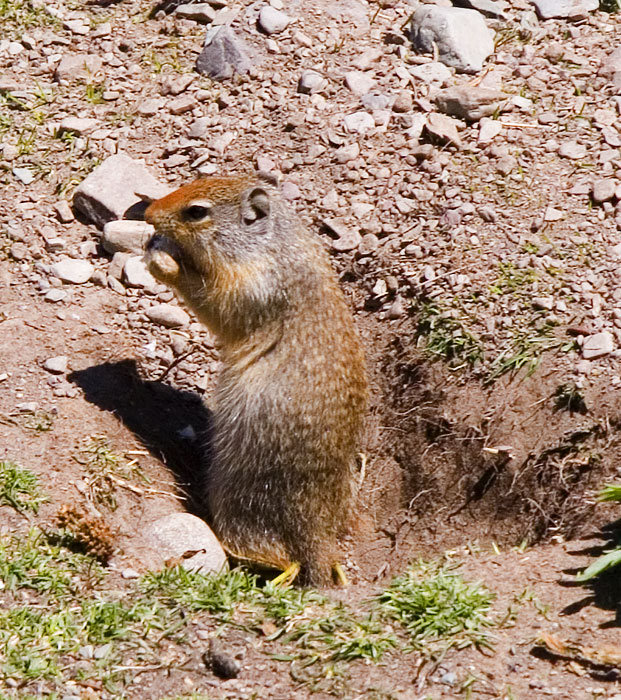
69,359 -> 213,517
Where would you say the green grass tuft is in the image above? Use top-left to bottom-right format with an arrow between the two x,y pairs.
376,561 -> 494,650
139,565 -> 257,618
416,303 -> 483,370
0,461 -> 47,513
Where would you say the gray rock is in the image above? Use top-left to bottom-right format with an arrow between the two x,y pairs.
73,154 -> 171,228
102,220 -> 154,255
51,259 -> 94,284
361,93 -> 392,111
410,6 -> 495,74
43,356 -> 68,374
144,513 -> 227,574
434,86 -> 507,122
123,256 -> 157,290
54,54 -> 103,83
145,303 -> 190,328
196,26 -> 252,80
344,70 -> 375,96
298,70 -> 326,94
530,0 -> 598,19
582,331 -> 614,360
174,3 -> 216,22
409,61 -> 452,85
386,296 -> 406,319
592,179 -> 617,204
258,6 -> 291,34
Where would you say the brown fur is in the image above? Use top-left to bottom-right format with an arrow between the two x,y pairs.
144,175 -> 368,585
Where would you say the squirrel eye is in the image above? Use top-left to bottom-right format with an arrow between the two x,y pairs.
183,204 -> 210,221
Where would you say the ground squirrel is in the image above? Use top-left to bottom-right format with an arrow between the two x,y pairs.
143,174 -> 368,586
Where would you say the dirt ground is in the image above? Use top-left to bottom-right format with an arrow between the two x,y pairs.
1,0 -> 621,697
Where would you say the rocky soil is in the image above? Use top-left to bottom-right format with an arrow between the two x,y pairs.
1,0 -> 621,698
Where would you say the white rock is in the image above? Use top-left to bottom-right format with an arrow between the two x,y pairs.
344,70 -> 375,96
478,118 -> 503,144
102,220 -> 154,255
409,61 -> 452,85
582,331 -> 614,360
145,304 -> 190,328
45,289 -> 68,303
54,200 -> 74,223
58,117 -> 99,135
592,179 -> 617,204
174,3 -> 216,22
43,355 -> 68,374
343,111 -> 375,134
435,86 -> 507,122
73,153 -> 172,229
411,6 -> 495,74
145,513 -> 227,574
123,256 -> 157,290
51,258 -> 94,284
12,167 -> 34,185
54,54 -> 103,83
258,6 -> 291,34
335,143 -> 360,163
298,70 -> 326,94
530,0 -> 598,19
558,141 -> 587,160
543,206 -> 564,222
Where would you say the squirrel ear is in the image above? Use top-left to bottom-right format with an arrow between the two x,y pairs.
241,187 -> 271,227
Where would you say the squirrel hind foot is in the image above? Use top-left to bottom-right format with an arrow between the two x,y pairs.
271,562 -> 301,587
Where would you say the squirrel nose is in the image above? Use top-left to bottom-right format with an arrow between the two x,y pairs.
146,234 -> 164,252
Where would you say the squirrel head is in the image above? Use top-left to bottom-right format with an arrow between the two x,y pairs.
144,174 -> 281,269
143,174 -> 328,340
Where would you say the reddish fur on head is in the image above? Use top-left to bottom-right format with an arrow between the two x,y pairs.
145,177 -> 251,224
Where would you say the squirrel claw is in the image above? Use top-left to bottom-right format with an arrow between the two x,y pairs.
333,562 -> 349,587
271,562 -> 301,587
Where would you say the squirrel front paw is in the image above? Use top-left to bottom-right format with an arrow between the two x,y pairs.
144,235 -> 181,284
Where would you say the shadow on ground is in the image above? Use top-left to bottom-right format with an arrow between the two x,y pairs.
561,520 -> 621,627
69,359 -> 212,516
